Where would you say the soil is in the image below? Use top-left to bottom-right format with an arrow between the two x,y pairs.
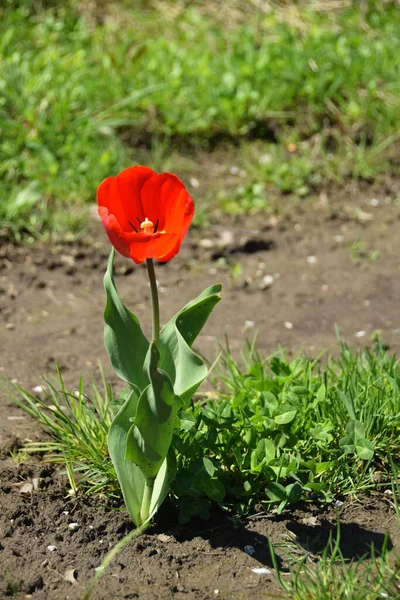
1,177 -> 400,599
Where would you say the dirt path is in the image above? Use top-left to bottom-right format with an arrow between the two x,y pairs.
0,181 -> 400,598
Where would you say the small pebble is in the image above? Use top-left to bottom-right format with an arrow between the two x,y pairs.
334,235 -> 344,243
47,545 -> 57,552
370,198 -> 379,207
244,545 -> 255,556
157,533 -> 173,543
189,177 -> 199,188
19,482 -> 33,496
199,238 -> 214,249
284,321 -> 294,330
33,385 -> 45,394
334,500 -> 344,508
355,331 -> 366,338
6,323 -> 15,330
68,522 -> 80,531
260,274 -> 274,290
244,320 -> 255,329
307,255 -> 317,264
251,568 -> 271,575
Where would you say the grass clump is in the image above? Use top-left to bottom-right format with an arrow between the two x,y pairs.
269,524 -> 400,600
4,338 -> 400,524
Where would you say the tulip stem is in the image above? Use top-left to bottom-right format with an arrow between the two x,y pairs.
146,258 -> 160,345
140,477 -> 155,524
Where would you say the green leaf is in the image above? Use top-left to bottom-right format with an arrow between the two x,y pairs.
107,388 -> 145,525
339,420 -> 374,460
149,450 -> 176,519
103,249 -> 149,392
286,482 -> 302,503
257,438 -> 275,464
125,343 -> 182,479
180,411 -> 196,431
203,478 -> 226,503
316,383 -> 326,403
274,405 -> 297,425
265,481 -> 287,502
158,284 -> 222,403
354,438 -> 374,460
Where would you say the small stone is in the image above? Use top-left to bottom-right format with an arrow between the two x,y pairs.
218,230 -> 234,247
307,255 -> 317,264
244,320 -> 255,329
60,254 -> 76,267
47,545 -> 57,552
334,500 -> 344,508
199,238 -> 214,249
214,590 -> 220,596
251,567 -> 271,575
229,166 -> 239,174
64,569 -> 78,585
68,522 -> 80,531
370,198 -> 379,207
157,534 -> 173,543
32,385 -> 45,394
284,321 -> 294,330
334,235 -> 344,243
189,177 -> 199,188
6,323 -> 15,330
244,545 -> 255,556
355,331 -> 366,338
260,274 -> 274,290
19,482 -> 33,496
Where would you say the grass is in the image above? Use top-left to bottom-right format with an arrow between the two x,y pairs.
269,523 -> 400,600
4,337 -> 400,519
1,0 -> 400,237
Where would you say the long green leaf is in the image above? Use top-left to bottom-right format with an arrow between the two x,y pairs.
107,389 -> 145,525
158,283 -> 222,403
103,249 -> 149,392
125,343 -> 182,479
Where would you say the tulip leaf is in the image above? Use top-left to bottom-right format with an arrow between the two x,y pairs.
158,283 -> 222,403
104,249 -> 149,393
107,388 -> 145,526
108,385 -> 176,527
126,343 -> 182,479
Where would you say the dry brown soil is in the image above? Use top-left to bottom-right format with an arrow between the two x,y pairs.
0,180 -> 400,599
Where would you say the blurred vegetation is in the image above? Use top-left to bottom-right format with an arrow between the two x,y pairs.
1,0 -> 400,238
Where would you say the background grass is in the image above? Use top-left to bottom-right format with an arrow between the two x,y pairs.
1,0 -> 400,238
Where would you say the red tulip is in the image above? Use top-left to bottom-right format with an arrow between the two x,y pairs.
97,166 -> 194,264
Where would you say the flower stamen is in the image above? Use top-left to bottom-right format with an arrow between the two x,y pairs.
140,217 -> 154,235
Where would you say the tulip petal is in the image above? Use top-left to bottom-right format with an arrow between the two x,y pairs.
98,207 -> 131,258
116,166 -> 156,225
140,173 -> 193,236
129,232 -> 179,264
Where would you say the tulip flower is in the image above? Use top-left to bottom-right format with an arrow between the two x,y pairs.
97,166 -> 194,265
97,166 -> 222,529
